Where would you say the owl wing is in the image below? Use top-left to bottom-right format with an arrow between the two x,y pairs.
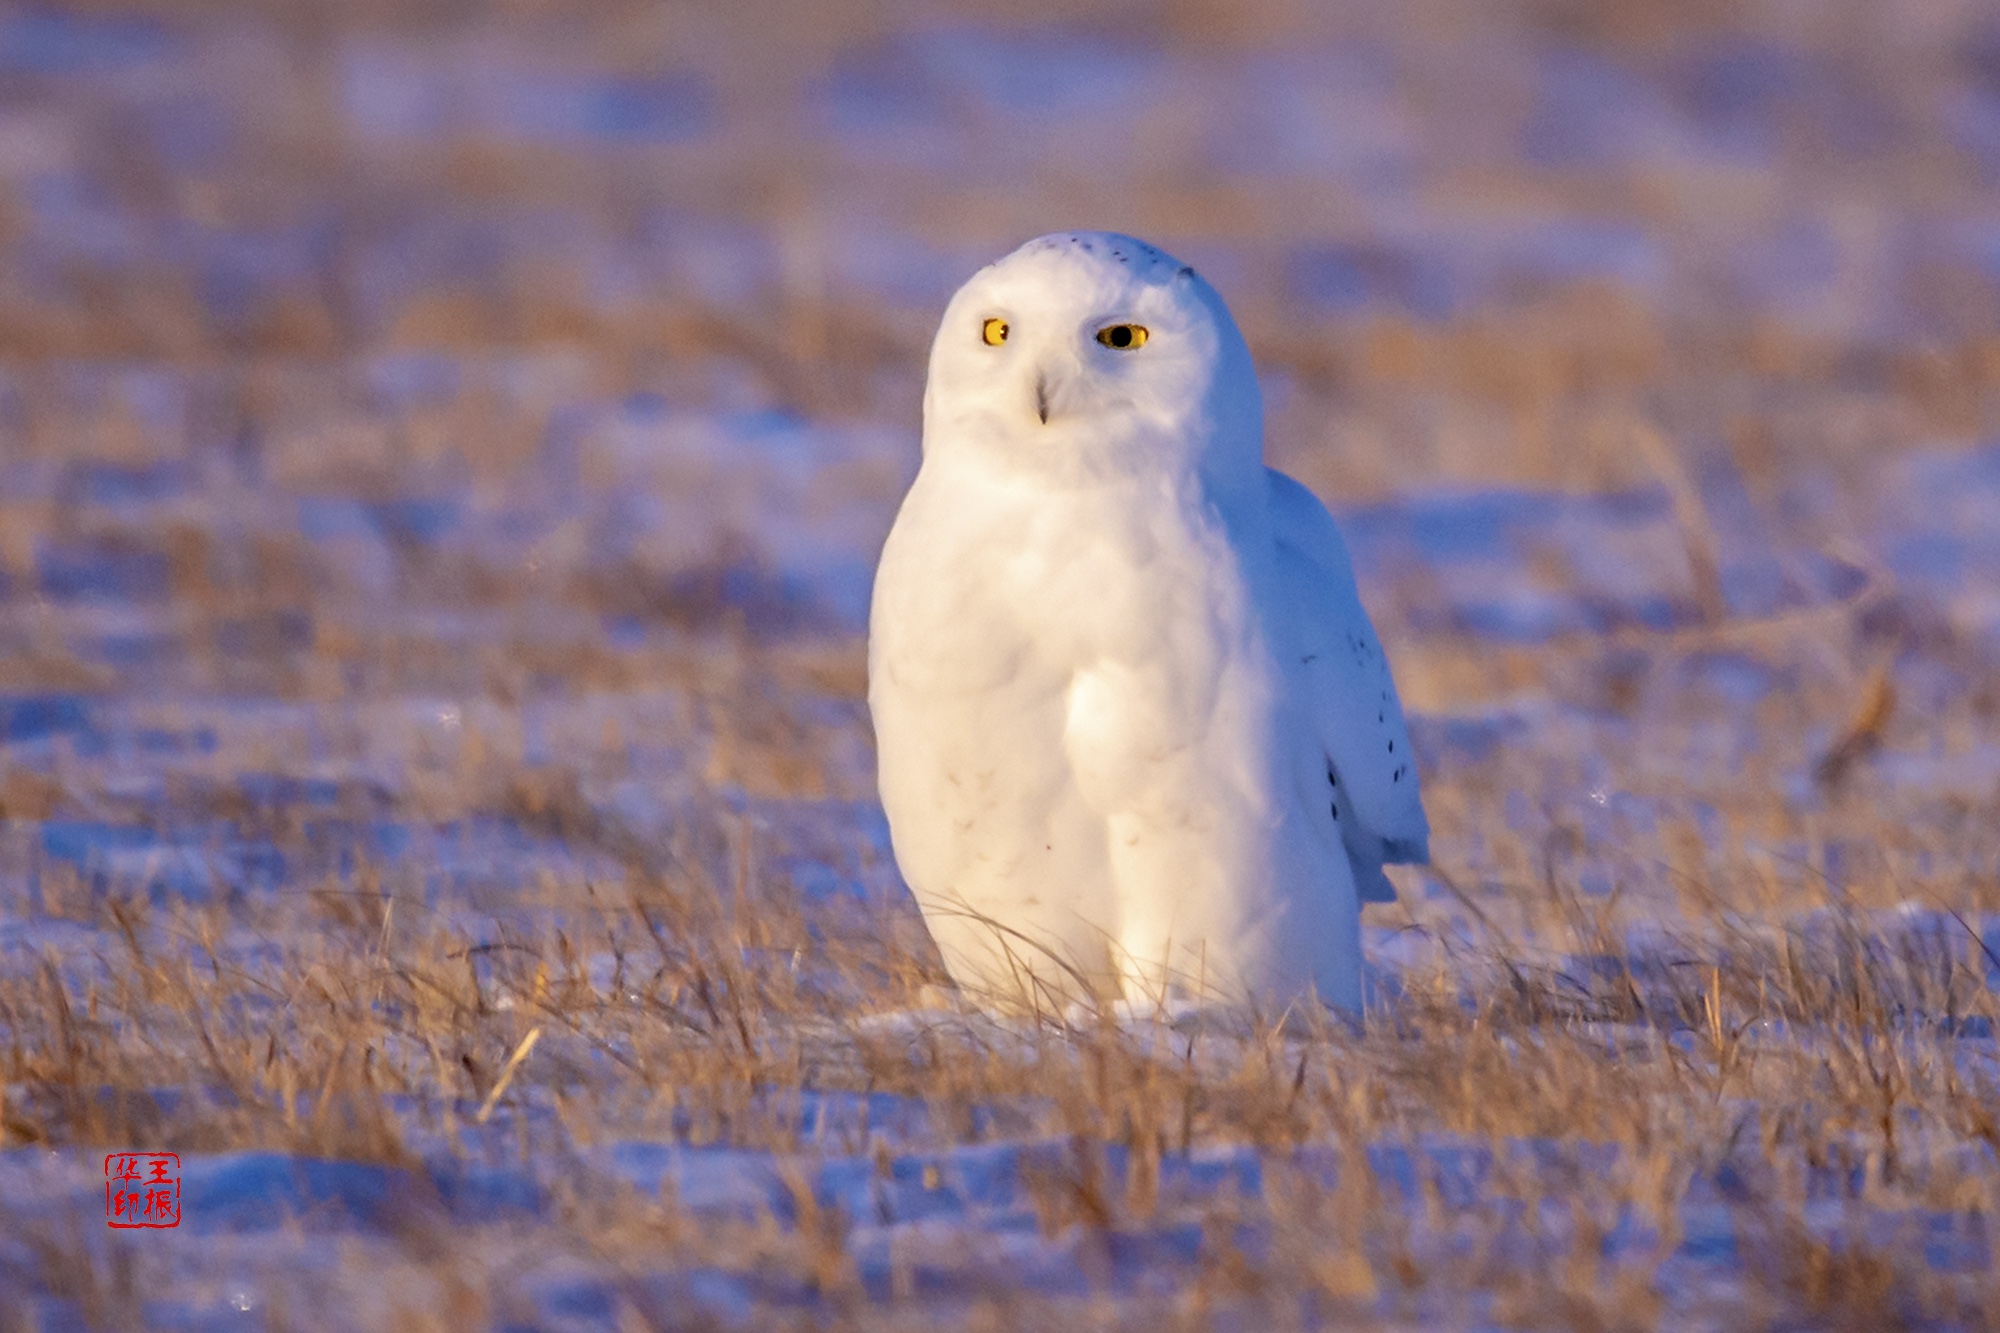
1266,469 -> 1429,903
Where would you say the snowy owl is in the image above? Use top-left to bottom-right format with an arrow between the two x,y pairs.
868,232 -> 1427,1015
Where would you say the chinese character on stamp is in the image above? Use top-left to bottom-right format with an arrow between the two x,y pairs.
105,1153 -> 181,1229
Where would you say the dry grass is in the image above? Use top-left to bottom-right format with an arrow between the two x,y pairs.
2,794 -> 1998,1327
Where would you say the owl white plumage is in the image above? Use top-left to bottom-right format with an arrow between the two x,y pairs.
868,232 -> 1427,1015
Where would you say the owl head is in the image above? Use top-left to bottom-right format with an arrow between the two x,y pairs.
922,232 -> 1263,492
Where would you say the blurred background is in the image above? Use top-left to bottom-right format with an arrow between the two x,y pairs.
2,0 -> 1999,925
4,4 -> 2000,1322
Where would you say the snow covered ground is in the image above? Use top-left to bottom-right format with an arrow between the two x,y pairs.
0,0 -> 1998,1326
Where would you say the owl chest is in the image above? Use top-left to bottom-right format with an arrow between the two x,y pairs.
994,497 -> 1247,668
878,474 -> 1260,714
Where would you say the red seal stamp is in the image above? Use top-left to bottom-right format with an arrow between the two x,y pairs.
105,1153 -> 180,1229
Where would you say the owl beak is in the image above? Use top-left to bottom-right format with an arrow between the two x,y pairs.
1032,357 -> 1077,425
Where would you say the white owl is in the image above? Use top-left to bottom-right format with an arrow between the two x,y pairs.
868,232 -> 1427,1015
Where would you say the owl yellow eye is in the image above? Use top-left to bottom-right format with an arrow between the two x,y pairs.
1096,324 -> 1148,350
981,318 -> 1009,346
